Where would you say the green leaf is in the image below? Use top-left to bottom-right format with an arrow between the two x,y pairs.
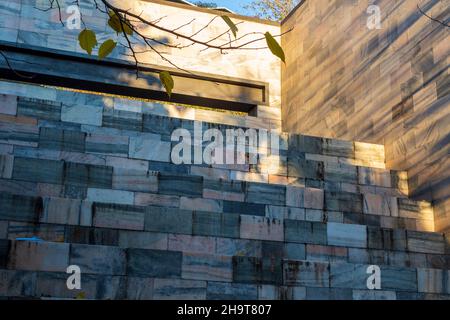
264,32 -> 285,63
159,71 -> 174,98
108,11 -> 133,36
78,29 -> 98,55
222,16 -> 238,38
98,39 -> 117,59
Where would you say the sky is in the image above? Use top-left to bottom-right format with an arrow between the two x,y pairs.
200,0 -> 253,14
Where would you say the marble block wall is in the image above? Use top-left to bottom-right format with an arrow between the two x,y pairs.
281,0 -> 449,233
0,0 -> 281,111
0,81 -> 449,300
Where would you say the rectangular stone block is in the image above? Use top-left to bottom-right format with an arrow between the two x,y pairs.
112,168 -> 158,193
304,188 -> 324,209
389,251 -> 427,268
93,203 -> 145,231
286,186 -> 304,207
329,262 -> 368,290
284,243 -> 306,260
306,287 -> 353,300
129,135 -> 171,162
284,220 -> 327,245
0,115 -> 39,147
0,144 -> 13,155
203,179 -> 245,202
0,94 -> 17,115
149,161 -> 189,174
86,133 -> 128,157
246,182 -> 285,205
64,226 -> 119,246
64,162 -> 113,189
206,282 -> 257,300
12,157 -> 64,184
106,156 -> 148,171
119,231 -> 167,250
70,244 -> 126,275
354,142 -> 385,163
39,127 -> 85,152
126,277 -> 154,300
381,266 -> 418,291
7,241 -> 69,272
0,193 -> 41,222
60,150 -> 105,166
223,200 -> 265,216
183,253 -> 232,282
61,104 -> 103,126
240,215 -> 284,242
193,212 -> 239,238
153,278 -> 206,300
367,227 -> 407,251
0,154 -> 13,178
327,223 -> 367,248
41,197 -> 81,225
233,256 -> 282,285
168,234 -> 215,255
426,254 -> 450,269
289,134 -> 322,154
17,98 -> 60,120
158,174 -> 202,197
180,197 -> 223,213
287,158 -> 324,180
363,193 -> 398,216
103,108 -> 142,131
145,206 -> 192,235
398,199 -> 434,220
322,138 -> 354,157
306,244 -> 348,262
358,167 -> 391,187
325,191 -> 362,212
87,188 -> 134,205
190,166 -> 230,181
347,248 -> 386,265
230,171 -> 268,183
127,248 -> 182,278
352,290 -> 396,300
305,209 -> 326,222
79,201 -> 92,226
63,184 -> 87,199
417,268 -> 446,294
283,260 -> 329,287
134,192 -> 180,207
324,162 -> 357,184
0,270 -> 36,297
215,238 -> 262,257
142,114 -> 182,138
0,221 -> 7,238
266,205 -> 305,220
407,231 -> 445,254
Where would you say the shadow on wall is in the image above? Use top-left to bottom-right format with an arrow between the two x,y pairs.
281,0 -> 449,231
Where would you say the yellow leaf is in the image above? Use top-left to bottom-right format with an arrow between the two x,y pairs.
222,16 -> 238,38
78,29 -> 97,55
98,39 -> 117,59
159,71 -> 174,98
265,32 -> 285,63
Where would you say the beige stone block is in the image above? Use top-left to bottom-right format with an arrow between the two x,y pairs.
304,188 -> 324,210
363,193 -> 398,216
